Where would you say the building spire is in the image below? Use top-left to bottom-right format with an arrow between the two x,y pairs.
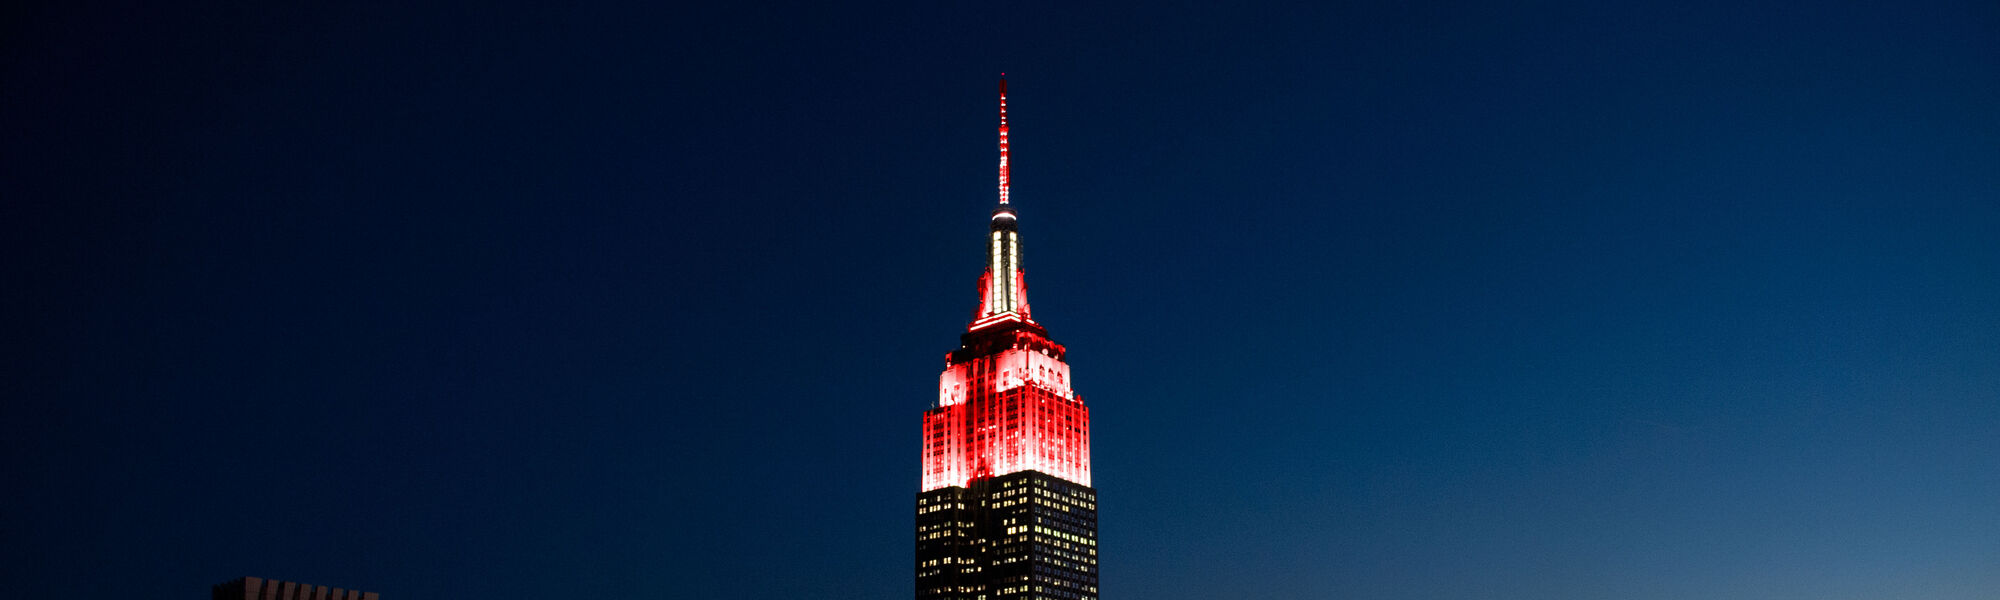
997,76 -> 1010,205
972,76 -> 1029,330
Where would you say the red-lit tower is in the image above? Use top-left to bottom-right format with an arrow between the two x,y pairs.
916,78 -> 1098,600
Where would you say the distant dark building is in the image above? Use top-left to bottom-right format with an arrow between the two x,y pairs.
915,78 -> 1098,600
213,577 -> 377,600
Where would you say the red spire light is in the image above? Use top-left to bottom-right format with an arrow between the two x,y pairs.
997,77 -> 1009,205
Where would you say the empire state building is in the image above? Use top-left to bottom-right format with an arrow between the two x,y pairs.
915,79 -> 1099,600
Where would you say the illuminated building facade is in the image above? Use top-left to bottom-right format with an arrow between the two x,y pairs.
916,79 -> 1098,600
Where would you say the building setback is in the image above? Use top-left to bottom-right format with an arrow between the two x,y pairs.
916,78 -> 1099,600
213,577 -> 377,600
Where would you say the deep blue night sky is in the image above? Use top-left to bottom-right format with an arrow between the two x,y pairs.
4,1 -> 1997,598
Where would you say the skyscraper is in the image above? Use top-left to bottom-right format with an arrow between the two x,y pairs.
915,79 -> 1098,600
213,577 -> 378,600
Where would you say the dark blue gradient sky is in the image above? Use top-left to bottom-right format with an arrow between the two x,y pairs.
4,1 -> 1997,598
